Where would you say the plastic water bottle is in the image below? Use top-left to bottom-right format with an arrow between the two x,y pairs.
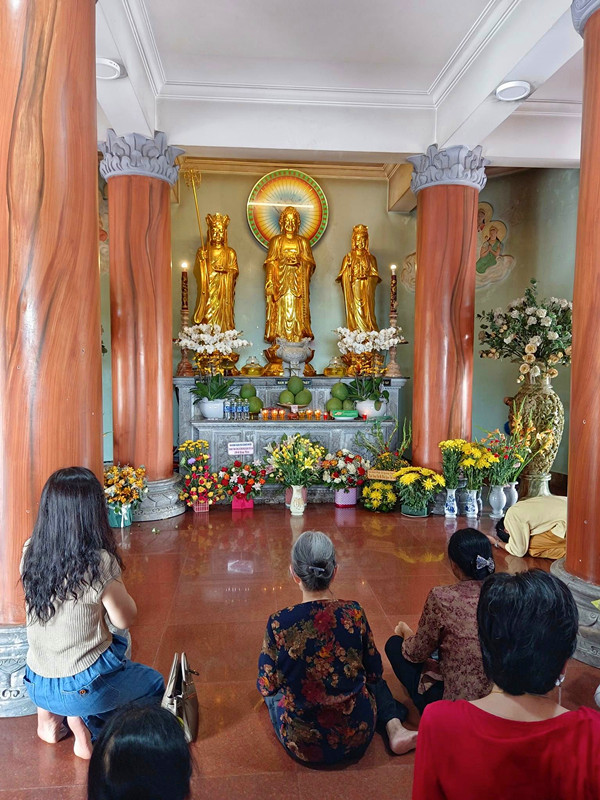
236,400 -> 243,421
243,399 -> 250,420
223,399 -> 231,421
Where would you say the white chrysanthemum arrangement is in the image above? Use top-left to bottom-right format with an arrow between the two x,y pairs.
176,324 -> 251,355
334,326 -> 406,356
477,279 -> 572,383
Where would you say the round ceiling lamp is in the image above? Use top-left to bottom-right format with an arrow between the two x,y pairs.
96,58 -> 127,80
495,80 -> 532,102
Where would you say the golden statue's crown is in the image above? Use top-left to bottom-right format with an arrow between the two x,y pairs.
206,212 -> 230,227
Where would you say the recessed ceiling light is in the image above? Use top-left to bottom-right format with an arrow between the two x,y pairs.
96,58 -> 126,81
495,80 -> 532,102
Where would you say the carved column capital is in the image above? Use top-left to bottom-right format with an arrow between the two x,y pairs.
99,129 -> 185,186
407,144 -> 488,195
572,0 -> 600,35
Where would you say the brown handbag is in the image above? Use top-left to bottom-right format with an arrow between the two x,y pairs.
161,652 -> 199,743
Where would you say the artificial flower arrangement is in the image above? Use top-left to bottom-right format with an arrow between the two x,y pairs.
361,480 -> 398,512
395,466 -> 445,511
334,326 -> 406,356
217,460 -> 268,500
321,449 -> 370,493
438,439 -> 468,489
459,442 -> 498,490
264,433 -> 326,487
104,464 -> 148,512
178,439 -> 222,508
477,279 -> 572,384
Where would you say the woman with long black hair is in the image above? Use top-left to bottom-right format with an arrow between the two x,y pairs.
21,467 -> 164,759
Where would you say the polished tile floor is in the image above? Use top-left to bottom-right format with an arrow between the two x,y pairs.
2,505 -> 599,799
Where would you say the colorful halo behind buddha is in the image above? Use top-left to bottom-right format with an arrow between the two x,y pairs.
247,169 -> 329,248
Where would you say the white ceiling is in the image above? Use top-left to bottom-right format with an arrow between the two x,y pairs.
96,0 -> 584,167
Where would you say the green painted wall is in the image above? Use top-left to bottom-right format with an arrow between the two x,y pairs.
101,166 -> 578,474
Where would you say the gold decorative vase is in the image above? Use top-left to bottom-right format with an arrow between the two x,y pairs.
513,374 -> 564,497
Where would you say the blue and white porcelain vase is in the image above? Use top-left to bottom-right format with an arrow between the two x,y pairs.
464,489 -> 478,518
444,488 -> 458,518
488,485 -> 507,520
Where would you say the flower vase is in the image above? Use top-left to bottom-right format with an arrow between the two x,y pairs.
504,482 -> 518,511
232,495 -> 254,511
289,485 -> 306,516
355,399 -> 387,419
477,489 -> 483,515
108,504 -> 132,528
285,486 -> 307,507
334,487 -> 357,508
464,489 -> 478,518
488,485 -> 507,520
512,374 -> 564,498
401,504 -> 428,518
193,498 -> 209,513
444,488 -> 458,518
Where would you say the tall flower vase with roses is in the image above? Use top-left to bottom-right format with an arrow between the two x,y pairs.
478,279 -> 571,497
264,434 -> 325,516
178,439 -> 222,511
217,460 -> 268,510
321,450 -> 370,507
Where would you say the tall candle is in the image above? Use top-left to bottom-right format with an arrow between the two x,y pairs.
390,264 -> 397,315
181,262 -> 189,313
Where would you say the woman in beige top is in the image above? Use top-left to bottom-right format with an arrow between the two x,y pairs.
21,467 -> 164,759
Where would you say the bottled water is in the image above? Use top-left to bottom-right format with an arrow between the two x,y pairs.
223,399 -> 231,421
243,399 -> 250,420
236,400 -> 243,420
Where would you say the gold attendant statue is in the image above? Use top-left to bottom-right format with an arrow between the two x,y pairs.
337,224 -> 381,331
263,206 -> 316,376
193,213 -> 239,330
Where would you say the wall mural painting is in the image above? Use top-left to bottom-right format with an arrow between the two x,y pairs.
400,201 -> 516,293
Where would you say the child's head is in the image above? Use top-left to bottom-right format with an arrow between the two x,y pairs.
22,466 -> 121,622
88,705 -> 192,800
448,528 -> 495,581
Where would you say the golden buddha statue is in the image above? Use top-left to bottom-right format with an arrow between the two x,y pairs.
263,206 -> 316,376
193,213 -> 238,330
337,224 -> 381,332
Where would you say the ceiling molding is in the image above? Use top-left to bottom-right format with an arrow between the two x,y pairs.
515,99 -> 582,117
177,156 -> 390,180
121,0 -> 166,95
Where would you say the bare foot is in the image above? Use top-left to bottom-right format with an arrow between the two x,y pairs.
67,717 -> 93,760
385,718 -> 418,755
37,709 -> 68,744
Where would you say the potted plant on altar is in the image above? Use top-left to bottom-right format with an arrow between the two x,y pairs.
104,464 -> 148,528
361,480 -> 398,513
477,279 -> 571,496
178,439 -> 222,512
321,449 -> 370,507
217,460 -> 268,510
458,442 -> 498,518
344,376 -> 390,419
395,466 -> 445,517
191,373 -> 237,419
438,439 -> 467,518
264,433 -> 326,516
334,326 -> 406,379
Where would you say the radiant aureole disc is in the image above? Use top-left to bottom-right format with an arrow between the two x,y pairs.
247,169 -> 329,248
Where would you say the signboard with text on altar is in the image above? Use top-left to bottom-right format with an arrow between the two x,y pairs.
227,441 -> 255,457
366,469 -> 398,482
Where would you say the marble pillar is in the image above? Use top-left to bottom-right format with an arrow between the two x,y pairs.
407,145 -> 488,471
0,0 -> 102,715
100,131 -> 186,520
551,0 -> 600,667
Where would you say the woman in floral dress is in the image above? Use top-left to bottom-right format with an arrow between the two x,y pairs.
257,531 -> 416,765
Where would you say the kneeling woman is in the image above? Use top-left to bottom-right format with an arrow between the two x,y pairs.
21,467 -> 165,759
257,530 -> 416,765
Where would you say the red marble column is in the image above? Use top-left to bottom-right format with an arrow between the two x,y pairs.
408,145 -> 487,471
100,132 -> 183,485
0,0 -> 102,625
565,5 -> 600,583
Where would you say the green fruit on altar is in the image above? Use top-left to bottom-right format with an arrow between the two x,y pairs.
240,383 -> 257,399
331,382 -> 349,401
287,376 -> 304,395
342,399 -> 354,410
248,396 -> 263,413
295,389 -> 312,405
279,389 -> 295,404
326,397 -> 343,412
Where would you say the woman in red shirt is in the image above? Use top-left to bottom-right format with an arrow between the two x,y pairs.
413,569 -> 600,800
